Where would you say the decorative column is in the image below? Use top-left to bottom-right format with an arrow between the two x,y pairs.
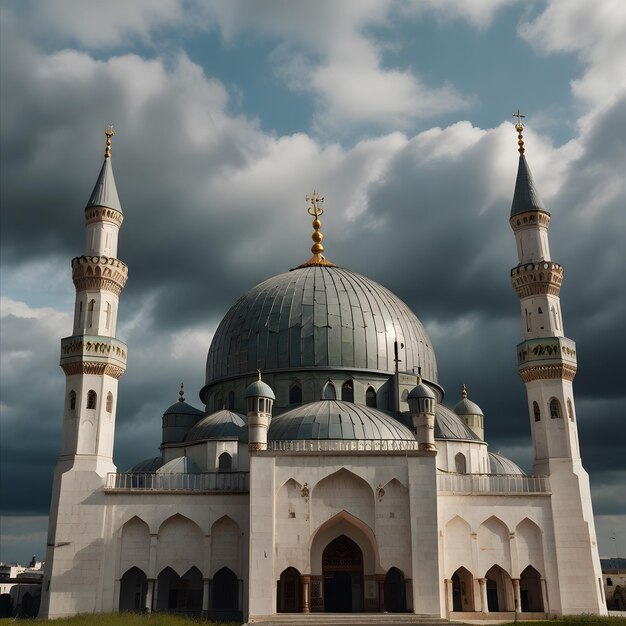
202,579 -> 210,617
152,579 -> 159,612
444,578 -> 453,616
541,577 -> 550,614
300,575 -> 310,613
145,579 -> 154,613
478,578 -> 488,613
513,578 -> 521,613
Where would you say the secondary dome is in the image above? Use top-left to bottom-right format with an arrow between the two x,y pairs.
268,400 -> 416,442
206,265 -> 437,385
184,409 -> 248,443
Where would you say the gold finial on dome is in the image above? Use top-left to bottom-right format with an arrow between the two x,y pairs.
179,382 -> 185,403
257,369 -> 262,381
461,383 -> 468,399
104,124 -> 116,158
297,191 -> 337,269
512,110 -> 525,155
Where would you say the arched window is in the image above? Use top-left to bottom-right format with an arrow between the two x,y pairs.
87,299 -> 95,328
455,453 -> 467,474
341,380 -> 354,403
87,390 -> 97,410
214,392 -> 223,412
218,452 -> 232,472
69,390 -> 76,411
533,401 -> 541,422
567,399 -> 574,421
105,302 -> 112,329
549,398 -> 562,419
106,392 -> 113,413
289,383 -> 302,405
228,390 -> 235,410
322,382 -> 336,400
365,386 -> 377,408
78,301 -> 83,328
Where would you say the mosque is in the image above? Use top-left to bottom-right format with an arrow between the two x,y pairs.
39,120 -> 607,622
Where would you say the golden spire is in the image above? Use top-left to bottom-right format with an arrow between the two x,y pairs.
178,382 -> 185,403
461,383 -> 468,399
297,191 -> 337,269
512,110 -> 525,155
104,124 -> 116,159
257,368 -> 262,381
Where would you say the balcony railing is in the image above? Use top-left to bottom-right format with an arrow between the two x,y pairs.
437,473 -> 550,495
105,472 -> 249,493
267,439 -> 420,452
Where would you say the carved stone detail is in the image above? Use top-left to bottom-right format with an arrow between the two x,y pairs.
511,262 -> 563,298
519,364 -> 577,383
509,210 -> 550,232
62,361 -> 125,379
248,442 -> 267,451
61,338 -> 127,361
72,256 -> 128,296
85,206 -> 123,227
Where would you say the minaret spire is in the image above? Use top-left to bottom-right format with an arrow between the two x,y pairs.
296,191 -> 337,269
104,124 -> 115,158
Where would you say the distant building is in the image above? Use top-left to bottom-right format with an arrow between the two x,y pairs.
0,557 -> 43,617
40,123 -> 607,621
602,558 -> 626,611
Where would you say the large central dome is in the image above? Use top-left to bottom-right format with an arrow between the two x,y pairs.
205,265 -> 437,384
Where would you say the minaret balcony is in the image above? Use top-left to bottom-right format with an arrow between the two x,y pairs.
72,255 -> 128,296
511,261 -> 563,297
517,336 -> 577,382
60,335 -> 127,374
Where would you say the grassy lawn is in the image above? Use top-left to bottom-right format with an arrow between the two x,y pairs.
0,614 -> 241,626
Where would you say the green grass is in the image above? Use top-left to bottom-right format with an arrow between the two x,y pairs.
0,613 -> 241,626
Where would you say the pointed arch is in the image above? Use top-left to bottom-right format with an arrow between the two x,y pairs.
455,452 -> 467,474
549,398 -> 562,419
444,516 -> 473,578
119,566 -> 147,612
567,398 -> 574,421
452,566 -> 475,612
210,515 -> 241,577
365,386 -> 377,407
322,381 -> 337,400
212,566 -> 238,610
516,518 -> 544,577
533,401 -> 541,421
485,564 -> 513,612
119,516 -> 150,576
384,567 -> 406,612
277,567 -> 301,613
477,516 -> 511,576
289,382 -> 302,404
520,565 -> 544,612
87,299 -> 95,327
228,390 -> 235,410
106,391 -> 113,413
87,389 -> 97,410
218,451 -> 232,472
341,380 -> 354,403
156,513 -> 203,576
69,390 -> 76,411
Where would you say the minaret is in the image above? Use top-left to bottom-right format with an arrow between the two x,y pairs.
509,113 -> 605,615
40,128 -> 128,618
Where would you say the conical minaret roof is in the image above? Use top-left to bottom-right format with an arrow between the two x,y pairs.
85,126 -> 122,213
510,115 -> 548,217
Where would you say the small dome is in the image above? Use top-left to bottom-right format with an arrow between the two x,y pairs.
435,405 -> 480,441
184,409 -> 248,443
408,382 -> 436,400
489,452 -> 525,476
127,456 -> 163,472
156,456 -> 202,474
163,399 -> 204,417
244,380 -> 275,399
268,400 -> 415,441
454,385 -> 483,416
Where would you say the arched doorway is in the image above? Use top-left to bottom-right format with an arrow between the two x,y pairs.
520,566 -> 543,612
322,535 -> 363,612
452,566 -> 474,611
485,565 -> 513,612
384,567 -> 406,612
277,567 -> 301,613
212,567 -> 238,611
119,566 -> 147,611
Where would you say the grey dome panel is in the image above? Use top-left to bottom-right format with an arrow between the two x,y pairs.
268,400 -> 416,441
454,398 -> 484,416
184,409 -> 248,443
435,405 -> 480,441
244,380 -> 275,399
156,456 -> 202,474
510,155 -> 547,217
489,452 -> 525,476
206,266 -> 437,383
163,400 -> 203,416
127,456 -> 163,472
86,158 -> 122,213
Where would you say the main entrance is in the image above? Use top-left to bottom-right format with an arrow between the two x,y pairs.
322,535 -> 364,612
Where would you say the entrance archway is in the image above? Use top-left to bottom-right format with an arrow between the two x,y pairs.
520,566 -> 543,612
452,566 -> 474,611
119,566 -> 147,611
277,567 -> 301,613
485,564 -> 513,612
384,567 -> 406,612
322,535 -> 363,612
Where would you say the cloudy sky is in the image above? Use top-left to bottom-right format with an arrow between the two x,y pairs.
1,0 -> 625,565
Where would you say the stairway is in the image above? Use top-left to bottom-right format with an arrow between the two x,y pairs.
246,614 -> 463,626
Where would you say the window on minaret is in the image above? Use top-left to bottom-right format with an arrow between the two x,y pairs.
105,302 -> 112,330
341,380 -> 354,403
69,390 -> 76,411
78,301 -> 83,328
455,453 -> 467,474
87,299 -> 95,328
533,401 -> 541,421
87,390 -> 97,410
567,399 -> 574,421
366,386 -> 377,408
106,392 -> 113,413
289,383 -> 302,405
549,399 -> 562,419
